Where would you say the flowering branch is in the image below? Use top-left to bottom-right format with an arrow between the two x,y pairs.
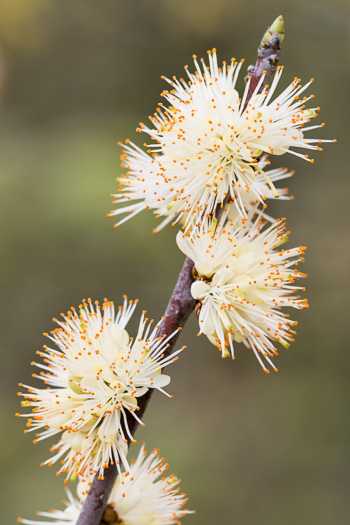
76,258 -> 196,525
76,15 -> 285,525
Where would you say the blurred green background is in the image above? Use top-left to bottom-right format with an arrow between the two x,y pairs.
1,0 -> 349,523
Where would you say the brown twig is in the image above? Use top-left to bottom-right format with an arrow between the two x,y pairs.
76,16 -> 284,525
245,15 -> 284,102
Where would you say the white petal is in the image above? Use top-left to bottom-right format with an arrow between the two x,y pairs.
152,374 -> 171,388
196,261 -> 214,276
191,280 -> 210,299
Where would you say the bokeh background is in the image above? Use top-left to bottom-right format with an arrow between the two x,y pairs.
1,0 -> 349,523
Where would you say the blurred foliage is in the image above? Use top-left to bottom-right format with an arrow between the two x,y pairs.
0,0 -> 49,53
1,1 -> 349,524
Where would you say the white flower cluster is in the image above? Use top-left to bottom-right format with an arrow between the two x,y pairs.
106,48 -> 334,372
177,214 -> 307,372
19,445 -> 193,525
18,297 -> 184,481
109,49 -> 334,232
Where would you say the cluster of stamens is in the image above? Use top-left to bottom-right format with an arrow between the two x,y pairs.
17,297 -> 184,481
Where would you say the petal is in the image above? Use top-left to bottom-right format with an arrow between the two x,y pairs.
191,280 -> 210,299
176,231 -> 192,259
152,374 -> 171,388
196,261 -> 214,277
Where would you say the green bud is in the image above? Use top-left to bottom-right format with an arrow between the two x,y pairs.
262,15 -> 284,47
